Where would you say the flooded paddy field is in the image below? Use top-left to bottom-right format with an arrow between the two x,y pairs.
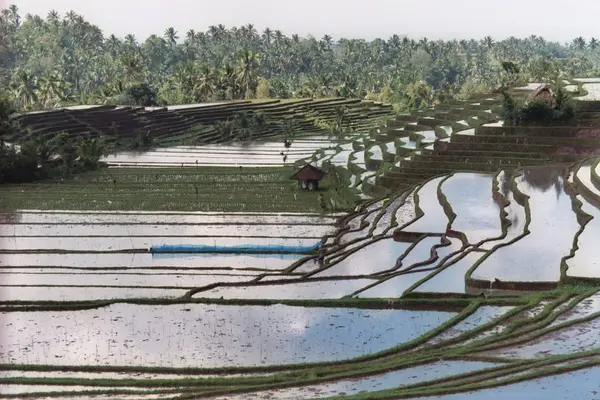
0,303 -> 455,367
6,97 -> 600,398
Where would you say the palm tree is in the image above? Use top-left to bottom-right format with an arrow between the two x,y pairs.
483,36 -> 494,49
262,28 -> 273,45
65,10 -> 78,24
236,49 -> 258,99
11,70 -> 38,108
572,37 -> 586,50
46,10 -> 59,25
164,27 -> 179,45
589,37 -> 599,50
194,65 -> 215,101
7,5 -> 20,27
38,71 -> 67,107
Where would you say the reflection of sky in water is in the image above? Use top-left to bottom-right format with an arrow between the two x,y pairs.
356,270 -> 433,298
1,223 -> 333,238
414,251 -> 485,293
213,361 -> 496,399
568,195 -> 600,278
442,173 -> 502,244
0,237 -> 317,251
473,172 -> 579,282
0,252 -> 302,270
313,238 -> 412,277
196,279 -> 376,300
428,306 -> 513,345
418,365 -> 600,399
404,177 -> 448,233
0,304 -> 456,368
491,294 -> 600,359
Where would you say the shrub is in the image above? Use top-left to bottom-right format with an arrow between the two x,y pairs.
123,83 -> 158,107
519,100 -> 554,125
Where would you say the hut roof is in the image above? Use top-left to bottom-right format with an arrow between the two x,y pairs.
290,164 -> 326,181
527,84 -> 553,102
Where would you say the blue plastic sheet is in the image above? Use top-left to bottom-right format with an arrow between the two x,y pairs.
151,242 -> 324,254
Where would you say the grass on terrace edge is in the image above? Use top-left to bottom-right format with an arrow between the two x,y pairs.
0,166 -> 358,213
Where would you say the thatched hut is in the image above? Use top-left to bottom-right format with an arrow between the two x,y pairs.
527,84 -> 553,104
290,164 -> 326,191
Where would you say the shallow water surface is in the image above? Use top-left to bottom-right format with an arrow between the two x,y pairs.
442,173 -> 502,244
311,238 -> 412,277
354,270 -> 434,298
402,177 -> 448,233
472,167 -> 579,282
0,252 -> 301,270
416,365 -> 600,399
414,251 -> 485,293
0,287 -> 185,301
566,191 -> 600,279
211,360 -> 496,399
194,279 -> 376,300
0,304 -> 456,367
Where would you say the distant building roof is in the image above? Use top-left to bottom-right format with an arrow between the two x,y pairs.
290,164 -> 326,181
527,84 -> 553,103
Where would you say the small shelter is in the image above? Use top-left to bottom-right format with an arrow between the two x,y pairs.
290,164 -> 326,191
527,84 -> 553,104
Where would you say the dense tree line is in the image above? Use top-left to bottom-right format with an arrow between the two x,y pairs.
2,4 -> 600,111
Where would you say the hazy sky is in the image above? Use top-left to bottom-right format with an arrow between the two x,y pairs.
5,0 -> 600,43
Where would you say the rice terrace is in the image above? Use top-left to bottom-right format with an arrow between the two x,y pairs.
4,5 -> 600,399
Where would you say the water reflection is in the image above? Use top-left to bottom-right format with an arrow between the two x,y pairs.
0,304 -> 456,367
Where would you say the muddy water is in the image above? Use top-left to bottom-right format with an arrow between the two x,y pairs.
0,223 -> 333,238
472,167 -> 579,282
194,279 -> 375,300
0,237 -> 320,251
0,212 -> 339,225
548,293 -> 600,327
372,196 -> 407,236
442,173 -> 502,244
490,314 -> 600,359
0,272 -> 252,287
0,252 -> 302,270
101,141 -> 333,167
417,365 -> 600,399
426,306 -> 514,345
0,303 -> 456,367
311,239 -> 413,277
210,360 -> 496,399
0,385 -> 154,394
0,287 -> 186,301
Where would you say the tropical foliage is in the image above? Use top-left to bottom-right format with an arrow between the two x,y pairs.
501,86 -> 576,126
3,5 -> 600,111
0,94 -> 109,183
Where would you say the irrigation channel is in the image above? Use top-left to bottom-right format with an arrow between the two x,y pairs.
3,88 -> 600,398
